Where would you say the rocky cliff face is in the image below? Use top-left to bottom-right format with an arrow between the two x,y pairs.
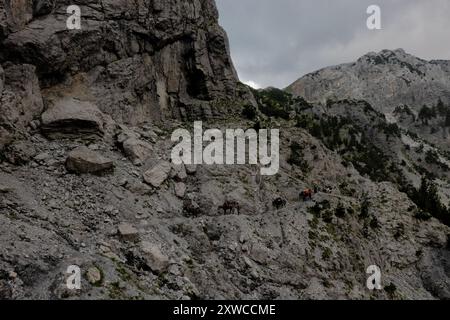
0,0 -> 247,148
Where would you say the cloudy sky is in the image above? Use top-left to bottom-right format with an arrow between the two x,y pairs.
216,0 -> 450,89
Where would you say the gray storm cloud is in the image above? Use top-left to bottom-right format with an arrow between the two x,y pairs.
216,0 -> 450,89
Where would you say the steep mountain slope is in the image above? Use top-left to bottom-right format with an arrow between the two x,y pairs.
287,49 -> 450,153
285,50 -> 450,226
0,2 -> 449,301
1,115 -> 449,300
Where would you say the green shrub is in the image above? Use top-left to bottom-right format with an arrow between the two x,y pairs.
322,210 -> 333,223
322,247 -> 332,260
414,210 -> 432,221
425,149 -> 440,165
253,88 -> 292,119
409,177 -> 450,226
288,141 -> 310,172
360,197 -> 371,219
369,216 -> 380,229
335,203 -> 346,218
418,105 -> 436,124
384,283 -> 397,298
242,104 -> 257,120
309,203 -> 322,217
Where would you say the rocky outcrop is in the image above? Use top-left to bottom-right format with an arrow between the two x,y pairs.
287,49 -> 450,115
117,223 -> 140,242
141,241 -> 170,274
143,161 -> 171,187
0,63 -> 43,149
0,0 -> 246,128
65,146 -> 113,174
174,182 -> 187,198
41,98 -> 105,138
122,138 -> 153,165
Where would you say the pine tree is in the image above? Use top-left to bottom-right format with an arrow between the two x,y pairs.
445,109 -> 450,127
436,98 -> 446,116
418,105 -> 435,125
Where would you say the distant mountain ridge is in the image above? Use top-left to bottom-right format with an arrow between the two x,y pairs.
287,49 -> 450,116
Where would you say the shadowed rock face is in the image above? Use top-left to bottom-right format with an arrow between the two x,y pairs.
41,98 -> 105,138
0,63 -> 44,150
0,0 -> 244,129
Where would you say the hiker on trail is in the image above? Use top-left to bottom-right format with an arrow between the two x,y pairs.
300,188 -> 313,201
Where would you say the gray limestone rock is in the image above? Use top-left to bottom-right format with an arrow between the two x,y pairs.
65,146 -> 113,174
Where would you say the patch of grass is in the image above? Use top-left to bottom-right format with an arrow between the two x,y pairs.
308,216 -> 319,229
308,230 -> 318,241
108,281 -> 126,300
322,247 -> 332,261
116,263 -> 132,282
308,203 -> 322,217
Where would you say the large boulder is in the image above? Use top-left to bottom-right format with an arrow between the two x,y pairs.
140,241 -> 170,274
171,164 -> 187,181
143,161 -> 171,188
41,98 -> 105,138
174,182 -> 186,198
117,223 -> 139,242
65,146 -> 113,174
116,126 -> 154,165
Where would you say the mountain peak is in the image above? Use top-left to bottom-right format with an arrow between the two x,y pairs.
358,48 -> 417,66
287,49 -> 450,115
365,48 -> 406,56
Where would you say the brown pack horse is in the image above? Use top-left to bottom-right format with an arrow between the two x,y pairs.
218,200 -> 240,215
300,189 -> 313,201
